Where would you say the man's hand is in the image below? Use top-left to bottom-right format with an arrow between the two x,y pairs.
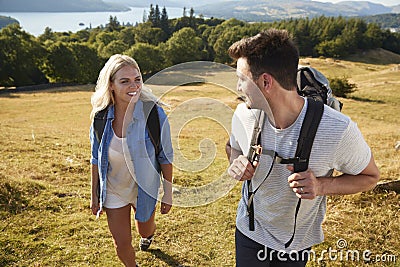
228,155 -> 256,181
287,165 -> 321,199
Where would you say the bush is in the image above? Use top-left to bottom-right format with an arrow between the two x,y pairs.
329,76 -> 357,98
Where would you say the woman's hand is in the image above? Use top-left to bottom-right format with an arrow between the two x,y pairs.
160,163 -> 173,214
161,193 -> 172,214
90,196 -> 101,216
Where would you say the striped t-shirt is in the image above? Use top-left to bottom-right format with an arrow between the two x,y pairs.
230,98 -> 371,252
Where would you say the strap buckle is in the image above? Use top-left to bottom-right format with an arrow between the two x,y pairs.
246,192 -> 255,215
275,156 -> 308,165
251,145 -> 263,155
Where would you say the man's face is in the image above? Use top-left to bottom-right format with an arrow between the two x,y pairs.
236,57 -> 266,110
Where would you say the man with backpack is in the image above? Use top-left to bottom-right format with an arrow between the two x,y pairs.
226,29 -> 379,266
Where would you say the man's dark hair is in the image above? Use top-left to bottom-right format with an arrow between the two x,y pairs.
228,29 -> 299,91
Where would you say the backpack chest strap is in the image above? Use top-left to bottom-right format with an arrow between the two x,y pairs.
250,144 -> 308,165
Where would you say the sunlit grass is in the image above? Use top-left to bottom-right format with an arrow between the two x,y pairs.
0,57 -> 399,266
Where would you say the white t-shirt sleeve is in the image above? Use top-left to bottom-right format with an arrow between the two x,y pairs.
229,103 -> 255,154
230,133 -> 241,152
333,120 -> 371,175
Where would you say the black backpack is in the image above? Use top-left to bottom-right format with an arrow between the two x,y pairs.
246,66 -> 340,247
297,65 -> 342,111
93,101 -> 161,155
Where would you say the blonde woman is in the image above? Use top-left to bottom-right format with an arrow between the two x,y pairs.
89,54 -> 173,267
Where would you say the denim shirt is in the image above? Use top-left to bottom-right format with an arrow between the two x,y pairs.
90,100 -> 173,222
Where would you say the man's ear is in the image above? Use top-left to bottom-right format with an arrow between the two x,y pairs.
260,73 -> 273,92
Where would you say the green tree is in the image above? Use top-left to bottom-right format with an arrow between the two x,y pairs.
94,31 -> 119,57
382,30 -> 400,54
119,27 -> 136,47
364,23 -> 384,49
172,16 -> 192,32
213,27 -> 244,63
148,4 -> 156,24
125,43 -> 164,74
134,23 -> 166,45
69,43 -> 101,83
99,40 -> 129,59
316,39 -> 345,58
207,18 -> 244,49
154,5 -> 161,27
70,29 -> 91,43
41,42 -> 78,83
160,7 -> 170,35
38,27 -> 56,43
106,16 -> 121,31
95,31 -> 119,47
0,24 -> 47,86
164,27 -> 203,65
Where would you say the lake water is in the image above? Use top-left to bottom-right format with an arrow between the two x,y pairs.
0,7 -> 184,36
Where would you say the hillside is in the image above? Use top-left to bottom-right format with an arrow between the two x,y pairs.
361,13 -> 400,29
0,15 -> 18,28
344,48 -> 400,64
0,57 -> 399,266
0,0 -> 128,12
195,0 -> 398,21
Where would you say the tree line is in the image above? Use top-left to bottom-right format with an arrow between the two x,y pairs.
1,5 -> 400,87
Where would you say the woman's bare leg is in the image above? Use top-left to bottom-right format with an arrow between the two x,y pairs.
135,209 -> 156,238
106,205 -> 136,267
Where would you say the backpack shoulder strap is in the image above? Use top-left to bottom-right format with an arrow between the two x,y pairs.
294,99 -> 324,172
93,107 -> 109,144
285,98 -> 324,248
247,109 -> 265,164
246,109 -> 265,231
143,101 -> 161,155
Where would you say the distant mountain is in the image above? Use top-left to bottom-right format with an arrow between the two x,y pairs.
2,0 -> 398,22
103,0 -> 176,8
103,0 -> 218,8
361,13 -> 400,29
392,4 -> 400,13
194,0 -> 398,21
0,15 -> 19,28
335,1 -> 393,15
0,0 -> 128,12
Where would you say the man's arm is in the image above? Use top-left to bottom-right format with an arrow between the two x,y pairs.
288,155 -> 380,199
317,155 -> 379,195
226,138 -> 257,181
226,139 -> 244,164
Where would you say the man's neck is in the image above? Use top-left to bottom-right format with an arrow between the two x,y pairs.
267,90 -> 304,130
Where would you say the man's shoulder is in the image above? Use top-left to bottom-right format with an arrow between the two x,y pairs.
321,105 -> 351,129
233,103 -> 258,124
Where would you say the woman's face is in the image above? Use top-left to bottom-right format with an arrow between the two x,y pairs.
111,65 -> 142,106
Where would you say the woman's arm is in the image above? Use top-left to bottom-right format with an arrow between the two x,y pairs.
90,164 -> 101,216
160,163 -> 173,214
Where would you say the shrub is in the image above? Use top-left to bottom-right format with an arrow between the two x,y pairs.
329,76 -> 357,98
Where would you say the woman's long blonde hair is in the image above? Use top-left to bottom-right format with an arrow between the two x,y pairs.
90,54 -> 159,120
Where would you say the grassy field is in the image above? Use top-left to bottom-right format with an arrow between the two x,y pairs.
0,54 -> 399,266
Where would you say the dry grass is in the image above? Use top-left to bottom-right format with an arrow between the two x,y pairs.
0,55 -> 399,266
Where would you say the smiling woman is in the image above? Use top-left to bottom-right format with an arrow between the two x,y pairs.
89,54 -> 174,267
110,65 -> 142,109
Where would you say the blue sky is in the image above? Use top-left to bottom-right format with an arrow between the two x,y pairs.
316,0 -> 399,6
